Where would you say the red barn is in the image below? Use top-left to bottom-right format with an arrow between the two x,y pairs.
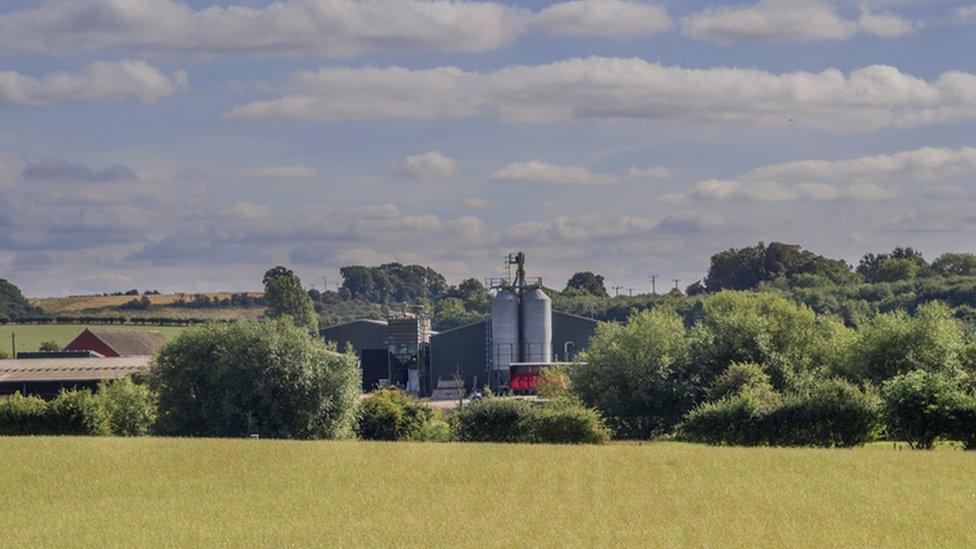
64,328 -> 167,357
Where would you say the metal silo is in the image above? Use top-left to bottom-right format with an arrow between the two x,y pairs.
522,288 -> 552,363
490,289 -> 519,372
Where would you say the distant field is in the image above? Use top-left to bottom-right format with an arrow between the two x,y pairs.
0,324 -> 185,354
31,292 -> 264,314
0,438 -> 973,546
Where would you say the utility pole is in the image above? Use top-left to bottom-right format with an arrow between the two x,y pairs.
628,288 -> 635,296
648,275 -> 657,295
673,279 -> 681,291
11,333 -> 15,359
612,286 -> 624,297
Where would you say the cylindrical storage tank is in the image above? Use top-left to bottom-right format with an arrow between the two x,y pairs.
490,289 -> 518,371
522,288 -> 552,363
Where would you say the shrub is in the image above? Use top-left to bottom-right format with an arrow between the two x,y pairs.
528,400 -> 611,444
409,413 -> 453,442
455,398 -> 533,443
0,393 -> 49,435
764,379 -> 881,447
47,390 -> 108,436
881,370 -> 969,449
709,363 -> 773,401
152,319 -> 360,439
98,378 -> 157,436
357,389 -> 433,441
950,399 -> 976,450
572,309 -> 693,439
678,390 -> 772,446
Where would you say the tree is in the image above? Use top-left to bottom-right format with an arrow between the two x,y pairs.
565,272 -> 609,297
931,253 -> 976,277
38,341 -> 61,352
0,277 -> 43,319
447,278 -> 491,313
151,320 -> 360,439
882,370 -> 969,449
262,266 -> 295,287
857,247 -> 928,283
705,242 -> 856,292
98,377 -> 157,436
838,302 -> 966,384
572,308 -> 693,438
339,263 -> 448,304
264,272 -> 318,333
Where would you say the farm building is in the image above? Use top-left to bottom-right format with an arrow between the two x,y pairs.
321,253 -> 599,396
0,356 -> 151,399
64,328 -> 166,357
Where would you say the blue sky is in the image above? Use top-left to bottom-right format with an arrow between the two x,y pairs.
1,0 -> 975,296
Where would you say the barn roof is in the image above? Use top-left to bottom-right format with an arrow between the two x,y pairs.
0,356 -> 151,383
84,329 -> 167,356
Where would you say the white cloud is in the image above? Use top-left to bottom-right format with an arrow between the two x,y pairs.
490,160 -> 618,185
741,147 -> 976,182
0,0 -> 530,58
0,60 -> 187,105
390,151 -> 458,179
666,146 -> 976,204
671,179 -> 897,203
0,0 -> 675,59
627,165 -> 676,179
857,10 -> 920,38
681,1 -> 918,45
445,216 -> 486,239
533,0 -> 672,38
462,197 -> 492,211
241,164 -> 317,179
227,58 -> 976,132
954,4 -> 976,24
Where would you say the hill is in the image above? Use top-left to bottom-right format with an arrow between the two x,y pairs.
30,292 -> 266,322
0,278 -> 42,320
0,438 -> 972,546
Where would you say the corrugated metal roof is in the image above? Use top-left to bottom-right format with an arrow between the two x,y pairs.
0,356 -> 151,382
85,329 -> 167,356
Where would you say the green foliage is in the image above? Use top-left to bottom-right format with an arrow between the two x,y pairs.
38,340 -> 61,351
931,253 -> 976,277
0,277 -> 44,320
455,398 -> 533,443
857,247 -> 929,283
840,302 -> 965,383
151,320 -> 360,439
0,393 -> 49,435
680,379 -> 880,448
679,391 -> 773,446
535,364 -> 572,400
763,379 -> 881,447
881,370 -> 970,449
572,308 -> 693,438
950,399 -> 976,450
98,378 -> 157,436
339,263 -> 448,304
528,399 -> 611,444
708,363 -> 773,401
356,389 -> 434,441
47,390 -> 109,436
565,271 -> 609,297
704,242 -> 856,292
264,273 -> 318,333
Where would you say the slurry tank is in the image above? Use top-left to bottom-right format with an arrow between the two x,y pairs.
490,289 -> 518,371
522,288 -> 552,363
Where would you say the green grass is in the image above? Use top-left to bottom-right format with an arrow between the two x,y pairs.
0,324 -> 185,354
0,438 -> 973,547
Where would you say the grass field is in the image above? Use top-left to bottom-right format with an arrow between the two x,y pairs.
0,438 -> 973,547
31,293 -> 263,314
0,324 -> 185,353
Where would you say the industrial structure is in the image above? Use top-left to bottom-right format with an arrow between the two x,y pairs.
320,252 -> 598,396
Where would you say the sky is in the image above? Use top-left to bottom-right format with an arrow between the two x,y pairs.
1,0 -> 975,297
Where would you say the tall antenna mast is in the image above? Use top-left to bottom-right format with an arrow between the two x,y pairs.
649,275 -> 657,295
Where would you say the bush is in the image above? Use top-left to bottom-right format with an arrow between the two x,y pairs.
47,390 -> 108,436
99,378 -> 157,436
764,379 -> 881,447
950,399 -> 976,450
709,363 -> 773,401
528,400 -> 610,444
409,413 -> 453,442
357,389 -> 433,441
0,393 -> 49,435
881,370 -> 969,449
151,319 -> 360,439
455,398 -> 533,443
678,390 -> 772,446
